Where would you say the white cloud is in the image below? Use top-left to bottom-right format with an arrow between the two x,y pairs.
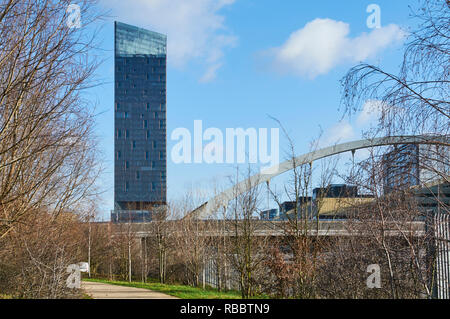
357,99 -> 384,126
199,62 -> 223,83
268,18 -> 405,78
102,0 -> 237,82
320,99 -> 389,161
321,120 -> 356,147
322,100 -> 386,148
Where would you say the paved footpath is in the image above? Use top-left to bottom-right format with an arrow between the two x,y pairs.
82,281 -> 178,299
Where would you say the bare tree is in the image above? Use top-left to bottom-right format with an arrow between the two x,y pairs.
0,0 -> 104,299
337,0 -> 449,299
341,0 -> 449,179
171,190 -> 211,287
0,0 -> 103,239
320,148 -> 437,299
0,211 -> 87,298
208,183 -> 231,292
226,166 -> 268,298
148,204 -> 170,284
266,120 -> 336,298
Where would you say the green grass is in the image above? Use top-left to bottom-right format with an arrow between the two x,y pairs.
81,292 -> 93,299
83,278 -> 244,299
0,294 -> 12,299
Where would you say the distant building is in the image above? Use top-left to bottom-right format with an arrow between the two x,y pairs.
260,209 -> 278,221
413,181 -> 450,215
382,143 -> 449,194
313,184 -> 358,199
112,22 -> 167,222
382,144 -> 420,194
280,201 -> 296,214
276,199 -> 311,220
417,143 -> 449,185
312,184 -> 374,219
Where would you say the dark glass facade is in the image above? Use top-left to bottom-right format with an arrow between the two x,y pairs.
113,22 -> 167,220
260,209 -> 278,221
313,184 -> 358,199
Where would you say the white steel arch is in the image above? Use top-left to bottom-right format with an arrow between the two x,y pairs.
188,135 -> 448,219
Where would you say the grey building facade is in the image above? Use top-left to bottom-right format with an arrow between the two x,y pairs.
382,144 -> 420,194
113,22 -> 167,222
382,143 -> 449,195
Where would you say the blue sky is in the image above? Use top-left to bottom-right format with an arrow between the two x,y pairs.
85,0 -> 418,220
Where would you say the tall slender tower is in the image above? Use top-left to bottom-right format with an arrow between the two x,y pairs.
112,22 -> 167,222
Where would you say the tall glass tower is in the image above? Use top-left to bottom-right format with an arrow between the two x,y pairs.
112,22 -> 167,222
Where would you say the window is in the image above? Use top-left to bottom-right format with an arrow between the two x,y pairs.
125,161 -> 129,169
115,112 -> 125,119
145,151 -> 149,160
152,141 -> 156,149
146,130 -> 150,139
159,151 -> 163,160
117,151 -> 121,159
125,182 -> 129,192
125,130 -> 129,139
136,171 -> 140,180
159,120 -> 164,129
144,120 -> 148,128
146,102 -> 150,110
132,140 -> 136,149
117,129 -> 122,138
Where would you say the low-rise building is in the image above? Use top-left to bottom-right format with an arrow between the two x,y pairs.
260,209 -> 278,221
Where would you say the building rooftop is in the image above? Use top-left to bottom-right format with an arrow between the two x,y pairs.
115,21 -> 167,57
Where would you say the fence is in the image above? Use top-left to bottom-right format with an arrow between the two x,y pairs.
427,211 -> 450,299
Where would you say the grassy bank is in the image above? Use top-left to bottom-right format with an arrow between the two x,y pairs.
83,278 -> 244,299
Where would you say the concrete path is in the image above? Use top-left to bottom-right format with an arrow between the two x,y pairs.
82,281 -> 178,299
